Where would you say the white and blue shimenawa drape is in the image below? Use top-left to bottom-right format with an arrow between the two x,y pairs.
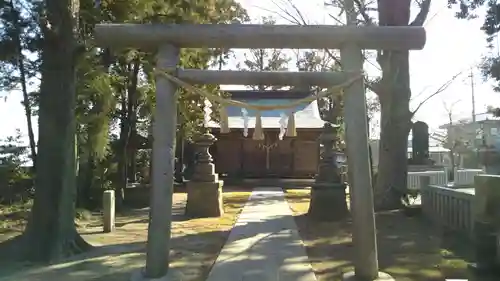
205,99 -> 303,140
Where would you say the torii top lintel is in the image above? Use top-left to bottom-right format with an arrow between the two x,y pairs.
94,24 -> 426,51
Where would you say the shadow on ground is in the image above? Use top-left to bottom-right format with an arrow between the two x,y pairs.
1,186 -> 491,281
284,189 -> 491,281
0,187 -> 250,281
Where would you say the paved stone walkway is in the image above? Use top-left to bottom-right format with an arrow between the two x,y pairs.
206,187 -> 317,281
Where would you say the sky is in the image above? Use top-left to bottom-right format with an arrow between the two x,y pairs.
0,0 -> 499,143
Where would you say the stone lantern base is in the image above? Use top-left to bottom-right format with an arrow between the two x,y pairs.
185,180 -> 224,218
308,183 -> 349,221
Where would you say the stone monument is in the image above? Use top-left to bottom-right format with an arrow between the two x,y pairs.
185,132 -> 224,217
411,121 -> 429,165
308,123 -> 349,221
409,121 -> 443,172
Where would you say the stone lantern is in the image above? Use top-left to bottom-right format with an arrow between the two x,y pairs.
307,123 -> 349,221
185,131 -> 224,217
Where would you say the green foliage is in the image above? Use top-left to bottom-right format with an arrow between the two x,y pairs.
0,0 -> 249,209
0,129 -> 28,180
447,0 -> 488,20
0,0 -> 41,168
0,0 -> 41,93
296,50 -> 343,125
78,0 -> 249,144
449,0 -> 500,107
0,129 -> 32,203
73,0 -> 249,199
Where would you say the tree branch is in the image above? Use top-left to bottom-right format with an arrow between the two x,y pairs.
410,70 -> 463,117
353,0 -> 375,25
267,0 -> 383,95
410,0 -> 432,26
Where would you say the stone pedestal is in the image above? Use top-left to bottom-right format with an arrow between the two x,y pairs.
185,132 -> 224,218
309,183 -> 348,221
469,174 -> 500,274
307,123 -> 349,221
186,181 -> 224,217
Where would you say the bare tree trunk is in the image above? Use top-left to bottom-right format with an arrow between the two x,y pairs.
116,59 -> 140,207
449,149 -> 456,179
116,112 -> 129,209
17,50 -> 37,170
373,0 -> 424,210
126,59 -> 140,183
375,85 -> 412,209
21,0 -> 91,261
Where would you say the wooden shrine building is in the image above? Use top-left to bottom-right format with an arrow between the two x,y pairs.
207,90 -> 325,179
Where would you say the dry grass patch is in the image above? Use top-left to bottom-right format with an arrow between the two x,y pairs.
0,200 -> 31,241
284,188 -> 473,281
0,188 -> 250,281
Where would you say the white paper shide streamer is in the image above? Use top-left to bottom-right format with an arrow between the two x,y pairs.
241,108 -> 249,137
279,112 -> 288,140
203,99 -> 212,128
286,109 -> 297,137
232,106 -> 299,139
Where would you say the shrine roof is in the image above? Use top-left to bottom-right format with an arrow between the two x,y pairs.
207,90 -> 325,129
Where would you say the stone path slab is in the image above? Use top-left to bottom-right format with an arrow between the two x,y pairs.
206,187 -> 317,281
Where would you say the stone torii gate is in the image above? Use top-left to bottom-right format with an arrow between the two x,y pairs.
94,6 -> 425,281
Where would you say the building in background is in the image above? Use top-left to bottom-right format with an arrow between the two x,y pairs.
439,113 -> 500,147
438,112 -> 500,168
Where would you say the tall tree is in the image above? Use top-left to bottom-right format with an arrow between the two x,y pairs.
270,0 -> 431,209
323,0 -> 432,209
0,0 -> 248,262
75,0 -> 249,208
372,0 -> 431,209
294,50 -> 343,123
22,0 -> 91,261
27,0 -> 247,258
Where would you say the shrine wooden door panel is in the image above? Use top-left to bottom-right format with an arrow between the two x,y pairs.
242,140 -> 267,177
215,138 -> 241,175
293,140 -> 319,177
269,139 -> 293,176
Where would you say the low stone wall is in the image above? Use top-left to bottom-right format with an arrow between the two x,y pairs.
421,174 -> 500,271
407,169 -> 485,191
407,171 -> 448,191
408,165 -> 446,172
421,184 -> 475,238
453,169 -> 484,186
